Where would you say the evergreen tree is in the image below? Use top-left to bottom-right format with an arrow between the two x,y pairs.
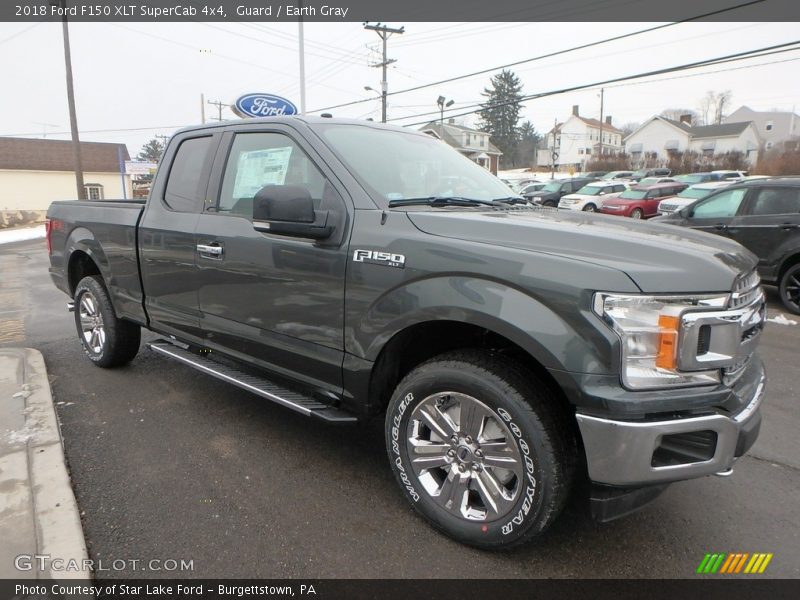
137,138 -> 165,162
513,120 -> 540,167
478,70 -> 524,167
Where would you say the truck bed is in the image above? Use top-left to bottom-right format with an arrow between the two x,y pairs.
47,199 -> 147,325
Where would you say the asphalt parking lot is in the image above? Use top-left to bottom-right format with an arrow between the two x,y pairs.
1,237 -> 798,578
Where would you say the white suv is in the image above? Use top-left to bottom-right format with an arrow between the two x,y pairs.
657,181 -> 732,215
558,181 -> 628,212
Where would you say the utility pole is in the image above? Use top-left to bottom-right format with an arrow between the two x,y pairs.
598,87 -> 605,160
54,0 -> 85,199
364,22 -> 404,123
298,0 -> 306,115
200,93 -> 206,124
207,99 -> 227,121
551,117 -> 560,180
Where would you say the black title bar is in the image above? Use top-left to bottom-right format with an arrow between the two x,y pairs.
3,0 -> 800,22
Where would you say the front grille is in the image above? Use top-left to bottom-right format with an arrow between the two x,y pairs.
660,203 -> 677,212
729,270 -> 761,309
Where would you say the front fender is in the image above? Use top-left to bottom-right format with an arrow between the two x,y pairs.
351,275 -> 621,375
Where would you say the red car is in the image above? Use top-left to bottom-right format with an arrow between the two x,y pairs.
599,182 -> 687,219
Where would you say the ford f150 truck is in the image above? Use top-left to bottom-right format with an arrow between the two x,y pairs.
47,117 -> 766,549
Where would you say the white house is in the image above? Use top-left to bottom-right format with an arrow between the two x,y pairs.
623,116 -> 760,166
725,106 -> 800,151
536,105 -> 624,170
419,120 -> 502,174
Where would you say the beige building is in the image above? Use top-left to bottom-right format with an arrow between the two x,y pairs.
0,137 -> 131,226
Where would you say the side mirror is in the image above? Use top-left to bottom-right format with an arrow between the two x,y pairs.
679,207 -> 691,219
252,185 -> 333,240
599,191 -> 606,196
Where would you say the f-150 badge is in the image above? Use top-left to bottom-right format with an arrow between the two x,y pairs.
353,249 -> 405,268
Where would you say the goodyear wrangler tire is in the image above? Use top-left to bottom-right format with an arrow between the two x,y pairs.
74,275 -> 141,368
385,350 -> 575,549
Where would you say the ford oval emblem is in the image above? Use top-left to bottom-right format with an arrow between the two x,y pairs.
233,93 -> 298,118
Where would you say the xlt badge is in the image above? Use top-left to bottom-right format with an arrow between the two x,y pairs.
353,249 -> 405,268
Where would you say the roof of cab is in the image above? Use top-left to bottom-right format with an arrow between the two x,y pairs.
170,116 -> 419,137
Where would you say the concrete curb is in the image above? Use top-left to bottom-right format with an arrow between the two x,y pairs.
0,348 -> 89,580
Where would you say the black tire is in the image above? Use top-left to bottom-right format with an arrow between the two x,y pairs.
543,200 -> 556,207
385,350 -> 576,549
779,263 -> 800,315
73,275 -> 141,367
630,208 -> 644,219
582,203 -> 597,212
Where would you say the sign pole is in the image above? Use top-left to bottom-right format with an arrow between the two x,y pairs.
298,2 -> 307,115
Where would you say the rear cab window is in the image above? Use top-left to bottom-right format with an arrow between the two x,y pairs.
164,136 -> 214,213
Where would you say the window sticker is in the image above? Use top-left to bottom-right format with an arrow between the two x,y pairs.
232,146 -> 293,198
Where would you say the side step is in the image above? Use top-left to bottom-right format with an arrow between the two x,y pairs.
147,340 -> 358,424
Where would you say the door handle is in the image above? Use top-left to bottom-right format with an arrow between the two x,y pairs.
714,223 -> 728,230
197,243 -> 224,256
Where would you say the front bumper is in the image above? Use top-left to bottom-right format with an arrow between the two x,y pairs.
576,358 -> 765,486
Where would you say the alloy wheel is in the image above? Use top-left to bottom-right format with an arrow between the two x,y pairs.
79,291 -> 106,354
406,392 -> 523,521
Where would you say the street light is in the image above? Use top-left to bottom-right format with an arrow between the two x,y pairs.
437,95 -> 455,128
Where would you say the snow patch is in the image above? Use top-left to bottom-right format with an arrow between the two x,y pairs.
0,225 -> 46,245
766,313 -> 798,326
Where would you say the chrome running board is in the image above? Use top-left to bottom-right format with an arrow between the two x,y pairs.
147,340 -> 357,424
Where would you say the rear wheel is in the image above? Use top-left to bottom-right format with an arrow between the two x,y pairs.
74,275 -> 141,367
385,350 -> 576,549
779,263 -> 800,315
630,208 -> 643,219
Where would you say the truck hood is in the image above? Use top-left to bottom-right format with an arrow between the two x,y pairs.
406,209 -> 757,293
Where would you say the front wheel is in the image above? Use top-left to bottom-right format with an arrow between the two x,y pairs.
630,208 -> 643,219
779,263 -> 800,315
385,350 -> 576,549
582,203 -> 596,212
74,275 -> 141,367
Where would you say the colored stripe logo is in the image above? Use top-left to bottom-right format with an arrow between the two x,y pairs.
696,552 -> 773,574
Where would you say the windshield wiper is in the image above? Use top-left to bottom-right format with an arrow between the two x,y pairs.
491,196 -> 528,205
388,196 -> 498,208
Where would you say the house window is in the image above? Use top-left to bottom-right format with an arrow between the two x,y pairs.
766,141 -> 773,150
480,137 -> 484,147
765,120 -> 773,132
84,184 -> 104,200
578,148 -> 584,155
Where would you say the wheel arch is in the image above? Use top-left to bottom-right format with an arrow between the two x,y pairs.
65,228 -> 111,297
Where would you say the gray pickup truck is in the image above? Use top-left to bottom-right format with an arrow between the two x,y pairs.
47,117 -> 766,549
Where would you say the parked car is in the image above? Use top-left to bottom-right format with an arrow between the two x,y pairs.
657,181 -> 732,215
653,177 -> 800,313
712,170 -> 748,181
44,117 -> 767,549
675,172 -> 720,185
637,176 -> 676,186
525,177 -> 594,207
600,182 -> 688,219
518,182 -> 547,195
558,181 -> 628,212
631,167 -> 671,181
601,170 -> 635,181
581,171 -> 607,179
510,178 -> 540,193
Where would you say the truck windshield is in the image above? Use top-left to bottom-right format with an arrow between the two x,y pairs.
315,123 -> 512,206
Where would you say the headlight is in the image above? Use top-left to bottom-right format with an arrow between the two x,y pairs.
593,293 -> 728,389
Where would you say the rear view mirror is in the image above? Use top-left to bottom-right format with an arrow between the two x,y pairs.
252,185 -> 333,240
254,185 -> 315,223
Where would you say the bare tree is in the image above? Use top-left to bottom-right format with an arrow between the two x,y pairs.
619,121 -> 641,138
713,90 -> 733,125
697,91 -> 715,126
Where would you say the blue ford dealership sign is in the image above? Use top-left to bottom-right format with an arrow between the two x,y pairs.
233,93 -> 298,118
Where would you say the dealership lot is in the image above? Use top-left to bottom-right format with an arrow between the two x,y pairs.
1,237 -> 798,578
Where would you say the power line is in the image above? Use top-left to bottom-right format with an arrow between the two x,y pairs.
395,40 -> 800,127
0,22 -> 42,47
307,0 -> 766,115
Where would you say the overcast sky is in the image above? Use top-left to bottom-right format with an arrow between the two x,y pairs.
0,20 -> 798,157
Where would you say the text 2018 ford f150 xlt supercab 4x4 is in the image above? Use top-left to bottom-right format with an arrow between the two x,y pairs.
46,117 -> 766,548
